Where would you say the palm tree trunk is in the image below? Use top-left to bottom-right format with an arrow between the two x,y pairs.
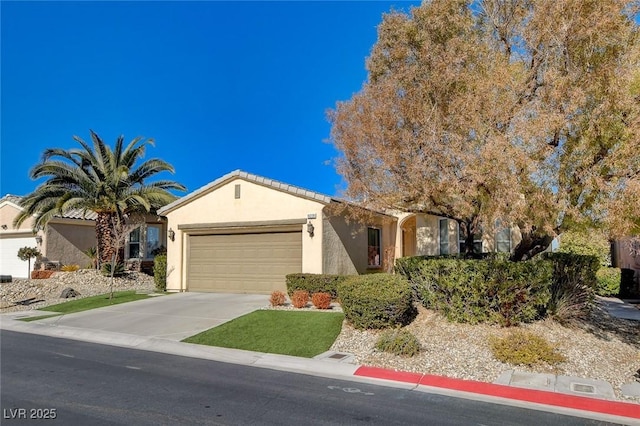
96,212 -> 117,266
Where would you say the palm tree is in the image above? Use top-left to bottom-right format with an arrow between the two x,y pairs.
14,130 -> 186,265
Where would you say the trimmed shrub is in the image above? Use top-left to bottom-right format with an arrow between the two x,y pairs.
286,273 -> 348,299
101,262 -> 125,277
311,292 -> 332,309
337,274 -> 415,330
291,290 -> 309,308
375,329 -> 421,357
153,254 -> 167,292
61,264 -> 80,272
269,290 -> 287,307
489,330 -> 565,366
595,268 -> 621,297
397,257 -> 552,326
31,270 -> 55,279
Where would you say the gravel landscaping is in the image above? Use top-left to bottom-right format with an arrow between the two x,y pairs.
2,271 -> 638,403
0,269 -> 155,313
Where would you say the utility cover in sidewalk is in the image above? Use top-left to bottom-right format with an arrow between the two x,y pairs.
555,376 -> 615,400
313,351 -> 356,364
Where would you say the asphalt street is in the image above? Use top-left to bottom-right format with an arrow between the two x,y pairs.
0,331 -> 618,426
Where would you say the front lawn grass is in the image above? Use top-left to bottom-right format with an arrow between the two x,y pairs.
183,310 -> 345,358
39,290 -> 151,314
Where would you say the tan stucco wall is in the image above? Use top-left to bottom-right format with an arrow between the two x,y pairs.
0,202 -> 34,233
416,214 -> 439,256
393,213 -> 523,259
164,178 -> 326,292
322,208 -> 397,275
43,220 -> 96,267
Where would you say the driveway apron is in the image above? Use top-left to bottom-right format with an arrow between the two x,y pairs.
35,292 -> 267,341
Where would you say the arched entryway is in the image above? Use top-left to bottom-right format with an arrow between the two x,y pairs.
400,215 -> 417,257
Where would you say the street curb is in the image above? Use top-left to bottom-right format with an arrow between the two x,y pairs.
354,366 -> 640,421
3,318 -> 639,423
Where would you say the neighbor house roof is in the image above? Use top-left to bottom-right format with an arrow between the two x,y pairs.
0,194 -> 98,221
158,169 -> 337,215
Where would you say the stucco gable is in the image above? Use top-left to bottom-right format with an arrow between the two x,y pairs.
158,170 -> 334,215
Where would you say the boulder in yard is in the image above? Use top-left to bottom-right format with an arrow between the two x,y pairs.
60,287 -> 80,298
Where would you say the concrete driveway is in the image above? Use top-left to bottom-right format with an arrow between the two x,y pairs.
35,292 -> 267,341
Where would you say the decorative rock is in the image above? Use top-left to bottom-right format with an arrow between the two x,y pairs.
0,269 -> 154,313
60,287 -> 80,298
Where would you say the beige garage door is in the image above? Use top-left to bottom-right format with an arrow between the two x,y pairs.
187,231 -> 302,293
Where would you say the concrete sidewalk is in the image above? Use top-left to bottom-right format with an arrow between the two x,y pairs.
1,293 -> 639,425
598,296 -> 640,321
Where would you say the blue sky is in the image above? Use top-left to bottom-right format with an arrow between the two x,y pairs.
1,1 -> 421,199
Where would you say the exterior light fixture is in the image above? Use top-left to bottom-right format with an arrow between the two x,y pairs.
1,224 -> 7,230
35,235 -> 43,245
168,228 -> 175,242
306,221 -> 314,237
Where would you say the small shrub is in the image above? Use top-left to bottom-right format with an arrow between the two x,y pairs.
61,264 -> 80,272
595,267 -> 620,297
311,292 -> 332,309
338,274 -> 415,329
270,290 -> 287,307
375,329 -> 421,357
489,330 -> 565,366
286,273 -> 348,299
291,290 -> 309,308
31,270 -> 55,279
101,262 -> 125,277
153,254 -> 167,292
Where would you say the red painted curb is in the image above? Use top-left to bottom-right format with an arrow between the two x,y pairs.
354,366 -> 640,420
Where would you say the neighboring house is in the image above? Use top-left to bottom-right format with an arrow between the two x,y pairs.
0,195 -> 167,278
0,195 -> 97,278
158,170 -> 522,294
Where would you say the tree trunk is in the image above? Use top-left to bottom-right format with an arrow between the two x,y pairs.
96,212 -> 117,267
510,231 -> 554,261
458,219 -> 478,257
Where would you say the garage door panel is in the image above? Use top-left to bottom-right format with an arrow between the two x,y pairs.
187,231 -> 302,293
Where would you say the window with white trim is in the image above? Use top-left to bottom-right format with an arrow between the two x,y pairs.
439,219 -> 450,255
145,224 -> 163,257
368,227 -> 381,267
126,224 -> 164,260
495,222 -> 511,253
458,225 -> 483,254
128,227 -> 141,259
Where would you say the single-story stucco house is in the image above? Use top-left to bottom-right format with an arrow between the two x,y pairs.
158,170 -> 522,294
0,195 -> 168,278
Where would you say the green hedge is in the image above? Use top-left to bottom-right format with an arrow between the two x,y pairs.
337,274 -> 415,330
396,257 -> 552,326
285,273 -> 349,299
397,252 -> 602,325
153,254 -> 167,292
543,252 -> 598,292
595,268 -> 621,297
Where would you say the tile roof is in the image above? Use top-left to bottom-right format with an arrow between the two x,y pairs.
0,194 -> 98,221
